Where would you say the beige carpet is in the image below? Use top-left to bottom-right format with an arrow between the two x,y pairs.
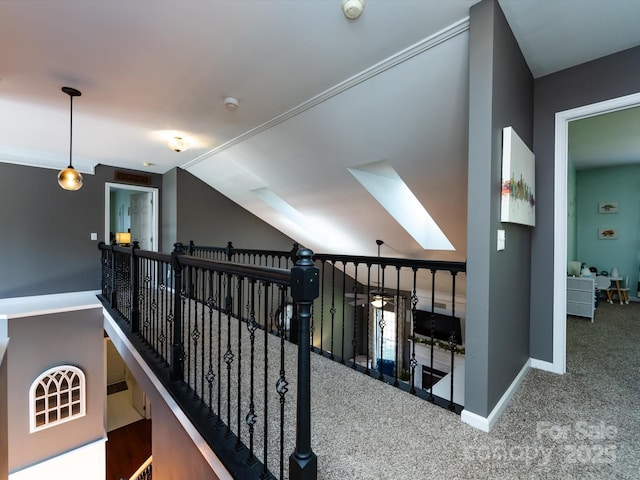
164,297 -> 640,479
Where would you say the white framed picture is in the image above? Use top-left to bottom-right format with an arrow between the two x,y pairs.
598,202 -> 618,214
501,127 -> 535,226
598,228 -> 618,240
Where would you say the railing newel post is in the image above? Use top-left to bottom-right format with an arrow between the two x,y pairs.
131,241 -> 141,334
289,248 -> 319,480
170,242 -> 184,382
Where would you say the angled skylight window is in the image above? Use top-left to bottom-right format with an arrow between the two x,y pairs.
252,187 -> 309,226
348,159 -> 454,250
252,187 -> 358,252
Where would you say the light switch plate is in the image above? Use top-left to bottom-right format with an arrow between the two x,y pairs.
90,233 -> 98,241
497,229 -> 506,251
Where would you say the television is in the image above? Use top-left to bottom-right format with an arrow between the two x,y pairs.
413,310 -> 463,344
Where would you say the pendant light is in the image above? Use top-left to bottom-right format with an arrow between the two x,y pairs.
371,239 -> 387,308
57,86 -> 83,190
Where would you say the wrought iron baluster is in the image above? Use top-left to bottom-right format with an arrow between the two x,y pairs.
235,276 -> 244,451
378,265 -> 386,381
365,264 -> 371,375
245,279 -> 258,465
170,244 -> 184,382
329,261 -> 336,360
410,268 -> 418,394
262,282 -> 271,478
224,272 -> 234,437
216,272 -> 224,425
351,263 -> 359,370
428,268 -> 437,402
449,270 -> 458,411
277,286 -> 288,480
340,263 -> 346,364
319,261 -> 326,354
393,266 -> 401,387
205,270 -> 216,415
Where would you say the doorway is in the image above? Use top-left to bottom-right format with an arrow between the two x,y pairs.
105,183 -> 159,251
553,91 -> 640,375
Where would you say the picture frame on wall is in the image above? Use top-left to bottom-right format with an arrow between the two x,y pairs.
598,202 -> 618,214
500,126 -> 536,226
598,228 -> 618,240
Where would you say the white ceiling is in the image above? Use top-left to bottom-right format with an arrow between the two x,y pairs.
1,0 -> 639,258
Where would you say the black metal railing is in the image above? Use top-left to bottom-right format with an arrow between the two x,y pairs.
99,242 -> 319,480
187,242 -> 467,413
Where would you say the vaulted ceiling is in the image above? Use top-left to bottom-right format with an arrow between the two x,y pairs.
1,0 -> 639,259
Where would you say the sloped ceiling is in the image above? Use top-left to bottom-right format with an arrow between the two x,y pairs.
1,0 -> 639,259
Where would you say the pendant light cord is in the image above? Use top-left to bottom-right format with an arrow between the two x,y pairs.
69,93 -> 74,168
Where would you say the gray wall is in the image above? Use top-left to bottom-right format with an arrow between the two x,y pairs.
0,339 -> 8,480
161,168 -> 178,252
105,317 -> 220,480
531,45 -> 640,361
6,308 -> 105,473
173,168 -> 296,252
0,163 -> 162,298
466,0 -> 533,417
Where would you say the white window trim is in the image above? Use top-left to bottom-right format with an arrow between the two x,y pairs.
29,365 -> 86,433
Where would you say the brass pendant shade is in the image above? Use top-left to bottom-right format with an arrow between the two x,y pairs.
58,86 -> 83,191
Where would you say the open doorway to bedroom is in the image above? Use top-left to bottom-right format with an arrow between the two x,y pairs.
554,91 -> 640,375
105,183 -> 159,251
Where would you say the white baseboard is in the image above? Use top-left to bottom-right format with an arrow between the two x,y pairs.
530,357 -> 562,374
461,360 -> 531,432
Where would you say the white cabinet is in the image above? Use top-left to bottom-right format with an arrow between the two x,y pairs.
567,276 -> 595,321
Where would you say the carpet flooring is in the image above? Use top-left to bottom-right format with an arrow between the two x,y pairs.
309,300 -> 639,479
155,297 -> 640,479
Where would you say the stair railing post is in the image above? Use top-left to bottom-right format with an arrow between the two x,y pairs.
289,248 -> 319,480
225,241 -> 234,262
170,242 -> 184,382
130,241 -> 141,334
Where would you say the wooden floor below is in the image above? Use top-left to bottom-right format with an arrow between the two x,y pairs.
106,419 -> 152,480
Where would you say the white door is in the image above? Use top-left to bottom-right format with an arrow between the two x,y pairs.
130,192 -> 154,250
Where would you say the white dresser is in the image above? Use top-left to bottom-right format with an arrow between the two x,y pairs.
566,276 -> 595,322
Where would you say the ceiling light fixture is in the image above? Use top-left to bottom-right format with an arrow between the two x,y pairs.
224,97 -> 239,110
342,0 -> 364,19
168,136 -> 189,152
57,86 -> 83,191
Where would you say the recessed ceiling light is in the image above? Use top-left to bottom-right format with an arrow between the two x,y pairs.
143,162 -> 154,167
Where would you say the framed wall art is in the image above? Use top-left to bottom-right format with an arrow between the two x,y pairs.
598,228 -> 618,240
598,202 -> 618,214
501,126 -> 536,226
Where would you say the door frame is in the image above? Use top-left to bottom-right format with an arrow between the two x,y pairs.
105,183 -> 159,251
552,91 -> 640,375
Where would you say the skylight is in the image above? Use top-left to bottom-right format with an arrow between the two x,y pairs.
347,159 -> 454,250
251,187 -> 358,252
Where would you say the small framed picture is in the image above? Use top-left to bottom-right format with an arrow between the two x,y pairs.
598,202 -> 618,214
598,228 -> 618,240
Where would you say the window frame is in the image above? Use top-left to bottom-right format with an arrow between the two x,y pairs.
29,365 -> 86,433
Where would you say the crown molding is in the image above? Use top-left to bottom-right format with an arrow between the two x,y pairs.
182,17 -> 470,170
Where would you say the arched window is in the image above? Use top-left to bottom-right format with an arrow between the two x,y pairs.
29,365 -> 86,433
